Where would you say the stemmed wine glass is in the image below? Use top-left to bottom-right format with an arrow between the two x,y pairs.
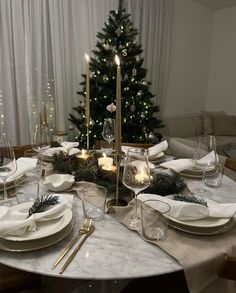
192,135 -> 217,195
122,148 -> 151,229
31,123 -> 51,196
102,118 -> 115,153
0,138 -> 17,201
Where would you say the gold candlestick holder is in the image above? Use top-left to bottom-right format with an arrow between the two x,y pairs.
86,118 -> 90,150
106,151 -> 127,207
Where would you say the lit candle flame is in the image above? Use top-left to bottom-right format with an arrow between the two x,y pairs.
115,55 -> 120,66
85,54 -> 90,62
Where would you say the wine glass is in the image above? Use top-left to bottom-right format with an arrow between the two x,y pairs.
0,138 -> 17,201
102,118 -> 115,153
122,148 -> 151,229
32,123 -> 51,159
192,135 -> 217,195
31,123 -> 51,195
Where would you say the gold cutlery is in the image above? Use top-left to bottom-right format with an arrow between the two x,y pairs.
52,218 -> 92,270
59,225 -> 95,274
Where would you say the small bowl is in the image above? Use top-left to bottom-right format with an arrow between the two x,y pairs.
43,174 -> 75,192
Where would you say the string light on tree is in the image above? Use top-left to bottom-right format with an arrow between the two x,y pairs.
69,7 -> 163,145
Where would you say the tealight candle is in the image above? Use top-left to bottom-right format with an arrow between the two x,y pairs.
98,153 -> 113,167
102,163 -> 117,172
76,149 -> 89,160
135,168 -> 149,183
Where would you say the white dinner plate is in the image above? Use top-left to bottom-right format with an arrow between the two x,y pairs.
164,198 -> 231,228
167,217 -> 234,235
179,167 -> 203,178
0,218 -> 75,252
163,197 -> 234,235
2,202 -> 73,241
148,152 -> 165,163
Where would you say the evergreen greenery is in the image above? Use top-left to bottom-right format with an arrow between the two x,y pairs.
174,193 -> 208,207
28,194 -> 59,217
52,152 -> 186,199
69,8 -> 163,148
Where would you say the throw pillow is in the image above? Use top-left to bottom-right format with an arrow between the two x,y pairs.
211,115 -> 236,136
201,111 -> 226,135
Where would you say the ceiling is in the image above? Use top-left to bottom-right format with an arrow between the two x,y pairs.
193,0 -> 236,10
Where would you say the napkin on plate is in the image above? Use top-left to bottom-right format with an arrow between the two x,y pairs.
160,151 -> 217,172
122,140 -> 168,158
138,193 -> 236,221
0,194 -> 73,237
0,157 -> 38,184
61,141 -> 79,152
43,146 -> 80,157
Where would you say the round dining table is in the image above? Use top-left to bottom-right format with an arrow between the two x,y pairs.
0,194 -> 182,291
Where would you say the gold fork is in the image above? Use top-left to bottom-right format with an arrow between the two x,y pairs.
51,218 -> 92,270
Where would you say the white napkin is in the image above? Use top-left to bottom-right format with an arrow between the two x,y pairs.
61,141 -> 79,152
138,193 -> 236,221
160,151 -> 217,172
148,140 -> 168,158
122,140 -> 168,158
160,158 -> 194,172
43,146 -> 80,157
0,194 -> 73,237
0,158 -> 38,184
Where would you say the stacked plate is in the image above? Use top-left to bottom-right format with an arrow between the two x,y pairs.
163,198 -> 234,235
179,167 -> 203,178
0,202 -> 74,252
148,152 -> 165,164
42,147 -> 80,162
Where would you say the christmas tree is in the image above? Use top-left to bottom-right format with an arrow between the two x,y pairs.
69,8 -> 163,148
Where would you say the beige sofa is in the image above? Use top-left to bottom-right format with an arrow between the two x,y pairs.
159,111 -> 236,158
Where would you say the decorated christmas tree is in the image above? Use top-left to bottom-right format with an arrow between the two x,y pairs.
69,7 -> 163,148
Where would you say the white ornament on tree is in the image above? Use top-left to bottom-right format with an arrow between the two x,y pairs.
130,104 -> 136,112
106,103 -> 116,113
122,48 -> 127,56
132,68 -> 137,76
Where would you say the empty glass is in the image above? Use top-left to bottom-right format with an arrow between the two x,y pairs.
204,163 -> 224,188
80,185 -> 107,221
141,199 -> 171,241
15,176 -> 39,204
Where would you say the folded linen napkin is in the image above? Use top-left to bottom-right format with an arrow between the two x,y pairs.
61,141 -> 79,152
0,194 -> 73,237
121,140 -> 168,158
43,146 -> 80,157
138,193 -> 236,221
160,151 -> 217,172
0,157 -> 38,184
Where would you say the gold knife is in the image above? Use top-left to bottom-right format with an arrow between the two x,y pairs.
59,225 -> 95,274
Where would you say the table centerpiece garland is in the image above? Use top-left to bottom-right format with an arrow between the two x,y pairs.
51,152 -> 187,202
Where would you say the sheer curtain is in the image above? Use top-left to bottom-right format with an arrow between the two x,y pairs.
126,0 -> 173,113
0,0 -> 172,145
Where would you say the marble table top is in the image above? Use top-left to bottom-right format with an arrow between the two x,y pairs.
0,174 -> 235,281
0,195 -> 181,280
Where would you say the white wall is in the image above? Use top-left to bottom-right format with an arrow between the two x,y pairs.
206,7 -> 236,114
162,0 -> 213,116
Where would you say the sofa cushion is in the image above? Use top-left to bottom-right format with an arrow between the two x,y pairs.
201,111 -> 226,135
159,113 -> 203,138
212,115 -> 236,136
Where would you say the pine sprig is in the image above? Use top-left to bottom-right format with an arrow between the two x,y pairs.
28,194 -> 60,217
174,193 -> 208,207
